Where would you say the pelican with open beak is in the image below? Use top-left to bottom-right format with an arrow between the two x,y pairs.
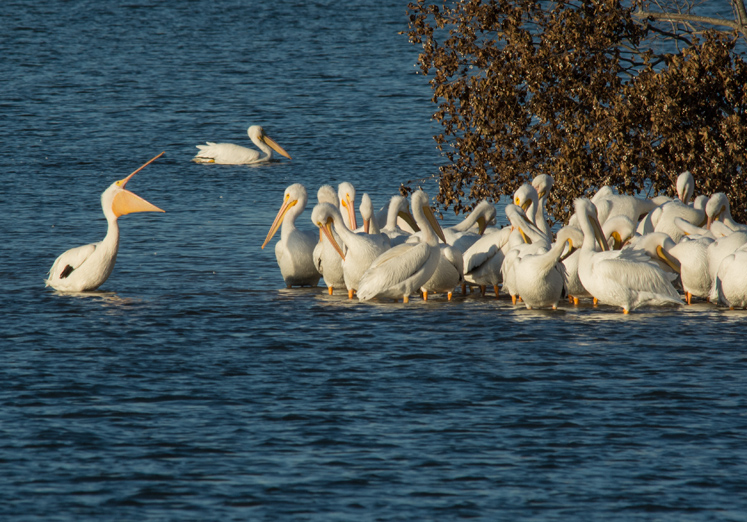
46,152 -> 166,292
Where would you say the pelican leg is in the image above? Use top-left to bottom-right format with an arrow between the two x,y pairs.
686,291 -> 692,305
462,283 -> 467,294
493,285 -> 500,298
403,295 -> 409,304
348,289 -> 355,299
480,285 -> 486,297
593,297 -> 598,306
511,294 -> 517,305
328,287 -> 334,296
573,296 -> 579,305
623,308 -> 629,314
447,292 -> 453,301
568,295 -> 574,304
423,290 -> 429,301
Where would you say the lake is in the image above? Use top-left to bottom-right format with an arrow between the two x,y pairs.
2,1 -> 747,520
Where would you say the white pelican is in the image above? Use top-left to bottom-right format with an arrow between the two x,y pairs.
514,238 -> 571,310
356,193 -> 391,250
500,204 -> 551,304
193,125 -> 292,165
588,187 -> 660,225
668,235 -> 714,304
311,202 -> 389,298
46,153 -> 165,292
555,225 -> 589,304
312,186 -> 345,294
380,195 -> 419,246
310,203 -> 346,294
261,184 -> 321,288
712,244 -> 747,308
514,183 -> 551,243
706,193 -> 747,232
676,170 -> 695,204
408,200 -> 495,253
421,244 -> 464,301
575,198 -> 682,313
706,231 -> 747,301
531,174 -> 554,238
628,232 -> 681,276
338,182 -> 358,231
356,190 -> 447,303
602,215 -> 637,250
462,226 -> 514,297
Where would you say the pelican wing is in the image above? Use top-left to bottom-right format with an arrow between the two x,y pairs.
47,243 -> 97,282
591,249 -> 681,300
356,242 -> 430,300
193,142 -> 260,164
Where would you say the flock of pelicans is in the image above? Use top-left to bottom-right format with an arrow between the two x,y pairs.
45,126 -> 747,313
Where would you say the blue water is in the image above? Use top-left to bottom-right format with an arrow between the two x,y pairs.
3,1 -> 747,520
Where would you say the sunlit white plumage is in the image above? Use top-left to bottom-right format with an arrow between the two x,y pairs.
379,195 -> 418,246
668,235 -> 714,304
531,174 -> 554,238
357,190 -> 446,303
46,153 -> 165,292
193,125 -> 292,165
312,187 -> 346,294
575,198 -> 682,313
312,202 -> 389,298
261,184 -> 321,288
712,244 -> 747,308
462,226 -> 514,297
514,235 -> 571,310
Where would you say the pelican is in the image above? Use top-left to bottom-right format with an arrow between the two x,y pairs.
500,204 -> 551,304
706,193 -> 747,232
312,187 -> 345,294
336,182 -> 358,231
653,199 -> 706,243
676,170 -> 695,204
193,125 -> 292,165
602,215 -> 637,250
356,190 -> 447,303
514,183 -> 551,242
668,235 -> 714,304
261,184 -> 321,288
531,174 -> 554,238
555,225 -> 589,304
514,234 -> 571,310
421,243 -> 464,301
712,244 -> 747,308
706,231 -> 747,301
574,198 -> 682,313
462,226 -> 514,297
444,200 -> 496,252
311,203 -> 389,298
379,195 -> 419,246
46,152 -> 165,292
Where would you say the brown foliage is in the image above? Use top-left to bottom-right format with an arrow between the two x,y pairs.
404,0 -> 747,224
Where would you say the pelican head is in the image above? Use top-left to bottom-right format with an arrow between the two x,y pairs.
706,192 -> 730,229
317,184 -> 338,206
532,174 -> 554,199
104,152 -> 165,219
573,198 -> 609,252
311,203 -> 346,260
262,183 -> 308,249
514,182 -> 538,212
676,170 -> 694,204
411,190 -> 446,244
338,182 -> 357,230
248,125 -> 292,160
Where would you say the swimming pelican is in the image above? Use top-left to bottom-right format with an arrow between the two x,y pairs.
261,184 -> 321,288
574,198 -> 682,313
46,152 -> 166,292
356,190 -> 447,303
193,125 -> 292,165
311,203 -> 389,298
